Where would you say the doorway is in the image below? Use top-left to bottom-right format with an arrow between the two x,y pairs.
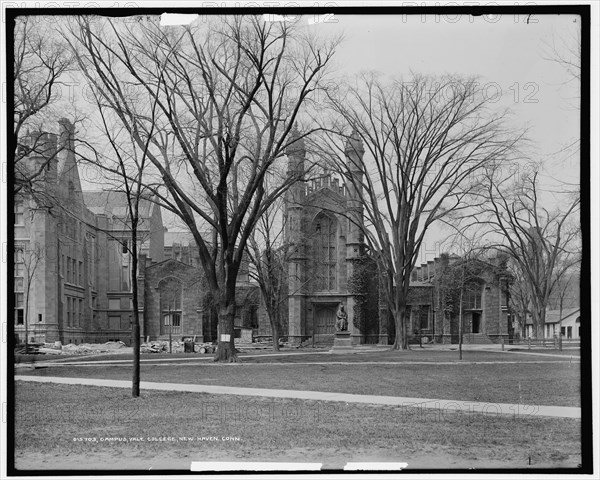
472,312 -> 481,334
313,304 -> 337,339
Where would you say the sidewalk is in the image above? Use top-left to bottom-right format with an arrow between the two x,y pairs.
15,375 -> 580,419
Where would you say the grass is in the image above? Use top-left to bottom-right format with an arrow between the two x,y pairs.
20,345 -> 578,364
14,382 -> 581,471
17,350 -> 581,407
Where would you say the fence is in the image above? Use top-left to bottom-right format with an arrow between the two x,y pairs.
510,337 -> 580,349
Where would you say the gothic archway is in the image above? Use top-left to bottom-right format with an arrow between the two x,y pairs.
158,277 -> 183,335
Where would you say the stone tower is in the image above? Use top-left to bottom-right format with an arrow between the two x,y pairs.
285,126 -> 306,341
344,130 -> 365,337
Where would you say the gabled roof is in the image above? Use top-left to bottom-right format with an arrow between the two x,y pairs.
82,191 -> 154,218
145,257 -> 197,271
526,308 -> 580,325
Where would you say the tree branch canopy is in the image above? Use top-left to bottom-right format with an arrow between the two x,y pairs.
65,14 -> 339,360
318,73 -> 524,349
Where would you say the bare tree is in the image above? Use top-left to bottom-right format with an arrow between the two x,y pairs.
14,243 -> 44,353
470,167 -> 580,339
247,197 -> 288,351
508,262 -> 531,340
66,15 -> 339,361
319,74 -> 522,350
75,104 -> 156,396
14,16 -> 73,196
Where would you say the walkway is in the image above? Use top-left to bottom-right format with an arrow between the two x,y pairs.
15,375 -> 580,419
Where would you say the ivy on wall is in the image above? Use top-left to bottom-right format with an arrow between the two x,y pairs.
347,255 -> 377,333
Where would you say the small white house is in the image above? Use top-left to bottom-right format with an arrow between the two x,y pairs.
525,308 -> 580,339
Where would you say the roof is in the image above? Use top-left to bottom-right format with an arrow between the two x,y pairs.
526,308 -> 580,325
164,230 -> 195,247
82,191 -> 154,218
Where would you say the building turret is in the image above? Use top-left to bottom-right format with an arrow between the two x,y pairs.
344,129 -> 365,258
284,125 -> 307,342
344,129 -> 366,341
285,124 -> 306,177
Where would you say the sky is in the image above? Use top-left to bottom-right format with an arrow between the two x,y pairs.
303,13 -> 582,260
9,11 -> 583,251
311,13 -> 580,178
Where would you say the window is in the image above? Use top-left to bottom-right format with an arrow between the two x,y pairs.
79,299 -> 83,326
109,298 -> 121,310
14,201 -> 25,225
419,306 -> 429,330
15,248 -> 24,263
121,240 -> 128,254
561,327 -> 566,336
567,326 -> 572,339
78,261 -> 83,285
464,281 -> 482,310
88,234 -> 96,287
66,297 -> 71,326
159,277 -> 183,334
312,213 -> 337,291
164,313 -> 181,327
73,299 -> 78,327
66,257 -> 71,283
15,293 -> 24,325
122,265 -> 129,291
38,313 -> 43,323
15,263 -> 24,278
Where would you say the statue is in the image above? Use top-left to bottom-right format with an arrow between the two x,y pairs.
335,305 -> 348,332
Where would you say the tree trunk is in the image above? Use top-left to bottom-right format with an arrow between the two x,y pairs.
266,302 -> 281,352
271,318 -> 280,352
393,296 -> 409,350
131,239 -> 140,398
214,300 -> 238,362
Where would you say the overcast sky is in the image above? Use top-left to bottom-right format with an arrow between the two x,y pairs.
300,13 -> 581,259
312,13 -> 580,177
40,12 -> 582,249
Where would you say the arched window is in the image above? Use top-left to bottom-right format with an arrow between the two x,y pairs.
159,277 -> 183,334
312,212 -> 337,291
464,280 -> 483,310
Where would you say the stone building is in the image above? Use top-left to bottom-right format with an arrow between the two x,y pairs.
13,119 -> 164,345
261,128 -> 370,344
401,255 -> 512,344
261,129 -> 512,346
137,244 -> 259,343
13,120 -> 510,347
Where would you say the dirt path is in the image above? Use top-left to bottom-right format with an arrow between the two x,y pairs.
15,447 -> 579,471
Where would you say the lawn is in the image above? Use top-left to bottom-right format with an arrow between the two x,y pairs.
13,382 -> 582,471
17,350 -> 581,407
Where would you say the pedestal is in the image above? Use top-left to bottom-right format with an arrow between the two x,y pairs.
330,331 -> 354,352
